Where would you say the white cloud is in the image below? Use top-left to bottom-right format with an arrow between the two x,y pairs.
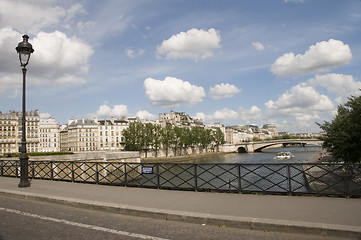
40,112 -> 52,119
124,48 -> 144,58
136,110 -> 156,120
309,73 -> 361,100
252,41 -> 265,51
265,83 -> 334,117
31,31 -> 93,76
239,106 -> 262,123
0,0 -> 85,34
194,112 -> 206,121
125,49 -> 135,58
209,83 -> 241,100
64,3 -> 86,24
0,74 -> 20,97
0,28 -> 23,73
0,28 -> 94,96
96,104 -> 128,118
195,108 -> 239,123
157,28 -> 221,61
143,77 -> 205,107
271,39 -> 352,78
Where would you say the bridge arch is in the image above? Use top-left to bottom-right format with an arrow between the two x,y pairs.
230,139 -> 323,153
253,144 -> 279,152
237,147 -> 247,153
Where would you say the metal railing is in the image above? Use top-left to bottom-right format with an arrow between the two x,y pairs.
1,160 -> 360,197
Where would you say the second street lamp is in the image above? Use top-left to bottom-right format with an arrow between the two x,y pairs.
16,35 -> 34,188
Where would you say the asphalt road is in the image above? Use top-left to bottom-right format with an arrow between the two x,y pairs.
0,196 -> 349,240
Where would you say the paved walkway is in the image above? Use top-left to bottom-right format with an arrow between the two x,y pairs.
0,177 -> 360,238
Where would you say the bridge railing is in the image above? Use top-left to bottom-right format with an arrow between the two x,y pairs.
1,160 -> 360,197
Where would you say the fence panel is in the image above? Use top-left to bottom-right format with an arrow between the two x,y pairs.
1,160 -> 18,177
158,164 -> 195,190
98,162 -> 125,185
52,162 -> 73,181
303,164 -> 361,197
128,163 -> 157,188
73,162 -> 97,183
32,161 -> 52,180
240,164 -> 290,193
197,164 -> 239,192
0,160 -> 360,197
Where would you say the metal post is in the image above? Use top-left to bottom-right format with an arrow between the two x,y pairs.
194,164 -> 198,191
71,162 -> 74,182
18,67 -> 30,188
124,163 -> 127,186
156,164 -> 160,189
31,161 -> 35,179
287,164 -> 292,195
95,163 -> 99,184
237,164 -> 241,194
50,161 -> 54,180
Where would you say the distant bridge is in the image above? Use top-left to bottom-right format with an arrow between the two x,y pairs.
222,139 -> 323,153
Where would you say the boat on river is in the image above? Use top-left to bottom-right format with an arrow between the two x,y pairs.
274,151 -> 295,160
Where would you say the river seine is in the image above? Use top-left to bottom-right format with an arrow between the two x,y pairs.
193,145 -> 322,164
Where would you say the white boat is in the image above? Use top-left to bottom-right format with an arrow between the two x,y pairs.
274,151 -> 295,160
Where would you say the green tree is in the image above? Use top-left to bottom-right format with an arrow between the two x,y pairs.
191,127 -> 201,153
173,126 -> 183,156
123,122 -> 143,151
142,123 -> 154,158
212,128 -> 225,152
180,127 -> 192,155
317,94 -> 361,163
161,125 -> 175,157
151,124 -> 162,157
199,129 -> 213,153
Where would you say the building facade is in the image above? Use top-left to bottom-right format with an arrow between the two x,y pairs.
0,110 -> 41,154
39,117 -> 60,152
65,119 -> 99,152
158,110 -> 204,128
98,117 -> 128,151
0,111 -> 18,154
225,123 -> 278,144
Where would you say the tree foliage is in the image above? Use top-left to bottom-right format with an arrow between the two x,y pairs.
317,94 -> 361,163
122,122 -> 225,157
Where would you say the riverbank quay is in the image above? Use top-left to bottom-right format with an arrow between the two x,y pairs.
141,152 -> 227,163
0,177 -> 360,239
304,151 -> 361,197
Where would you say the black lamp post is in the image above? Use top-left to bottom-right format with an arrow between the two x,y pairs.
16,35 -> 34,188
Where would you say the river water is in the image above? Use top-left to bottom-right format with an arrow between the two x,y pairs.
192,145 -> 323,164
138,145 -> 323,193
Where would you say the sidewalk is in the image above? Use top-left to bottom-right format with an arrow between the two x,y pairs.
1,177 -> 360,238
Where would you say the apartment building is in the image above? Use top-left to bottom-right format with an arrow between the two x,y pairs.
98,117 -> 128,151
59,124 -> 69,152
65,119 -> 99,152
39,117 -> 60,152
0,111 -> 18,154
18,110 -> 40,153
225,123 -> 278,144
0,110 -> 40,154
158,110 -> 204,128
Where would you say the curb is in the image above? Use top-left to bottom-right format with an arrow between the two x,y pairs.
1,189 -> 360,239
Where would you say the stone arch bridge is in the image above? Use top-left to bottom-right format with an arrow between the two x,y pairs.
222,139 -> 323,153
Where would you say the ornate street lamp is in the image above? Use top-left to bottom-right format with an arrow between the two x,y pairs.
16,35 -> 34,188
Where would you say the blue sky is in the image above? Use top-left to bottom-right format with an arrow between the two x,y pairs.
1,0 -> 360,133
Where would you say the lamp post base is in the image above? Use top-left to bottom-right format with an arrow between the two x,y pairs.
18,153 -> 31,188
18,179 -> 31,188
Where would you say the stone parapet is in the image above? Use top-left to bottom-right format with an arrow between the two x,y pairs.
0,151 -> 141,162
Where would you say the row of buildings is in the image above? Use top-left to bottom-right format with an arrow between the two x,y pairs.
1,110 -> 284,155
